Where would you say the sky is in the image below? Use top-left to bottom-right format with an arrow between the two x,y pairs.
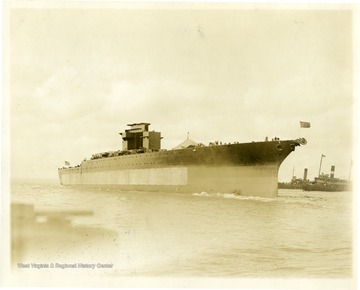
8,5 -> 356,182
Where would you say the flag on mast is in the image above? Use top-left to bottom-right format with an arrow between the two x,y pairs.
300,121 -> 311,128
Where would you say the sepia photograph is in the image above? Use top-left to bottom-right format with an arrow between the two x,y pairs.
1,1 -> 358,289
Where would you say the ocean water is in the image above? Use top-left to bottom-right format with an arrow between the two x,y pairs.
10,181 -> 353,279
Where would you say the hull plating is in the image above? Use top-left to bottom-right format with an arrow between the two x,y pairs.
59,140 -> 301,197
59,165 -> 279,197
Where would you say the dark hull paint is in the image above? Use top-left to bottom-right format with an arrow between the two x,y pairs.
61,140 -> 298,172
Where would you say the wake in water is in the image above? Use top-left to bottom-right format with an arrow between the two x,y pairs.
191,190 -> 341,210
192,191 -> 276,202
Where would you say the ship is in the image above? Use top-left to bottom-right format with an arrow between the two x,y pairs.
302,165 -> 352,192
58,123 -> 306,197
278,168 -> 309,190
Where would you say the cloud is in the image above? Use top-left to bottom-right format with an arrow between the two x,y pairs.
98,78 -> 205,123
32,65 -> 110,122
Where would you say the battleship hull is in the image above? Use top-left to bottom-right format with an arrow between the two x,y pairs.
58,140 -> 302,197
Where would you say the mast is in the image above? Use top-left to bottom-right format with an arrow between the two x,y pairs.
318,154 -> 325,177
348,159 -> 353,181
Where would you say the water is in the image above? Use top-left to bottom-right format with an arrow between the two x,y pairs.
10,182 -> 353,278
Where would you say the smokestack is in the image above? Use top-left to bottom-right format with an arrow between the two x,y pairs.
303,168 -> 308,181
330,165 -> 335,178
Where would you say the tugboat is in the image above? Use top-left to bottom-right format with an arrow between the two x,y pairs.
302,155 -> 352,192
278,168 -> 309,190
302,166 -> 352,192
